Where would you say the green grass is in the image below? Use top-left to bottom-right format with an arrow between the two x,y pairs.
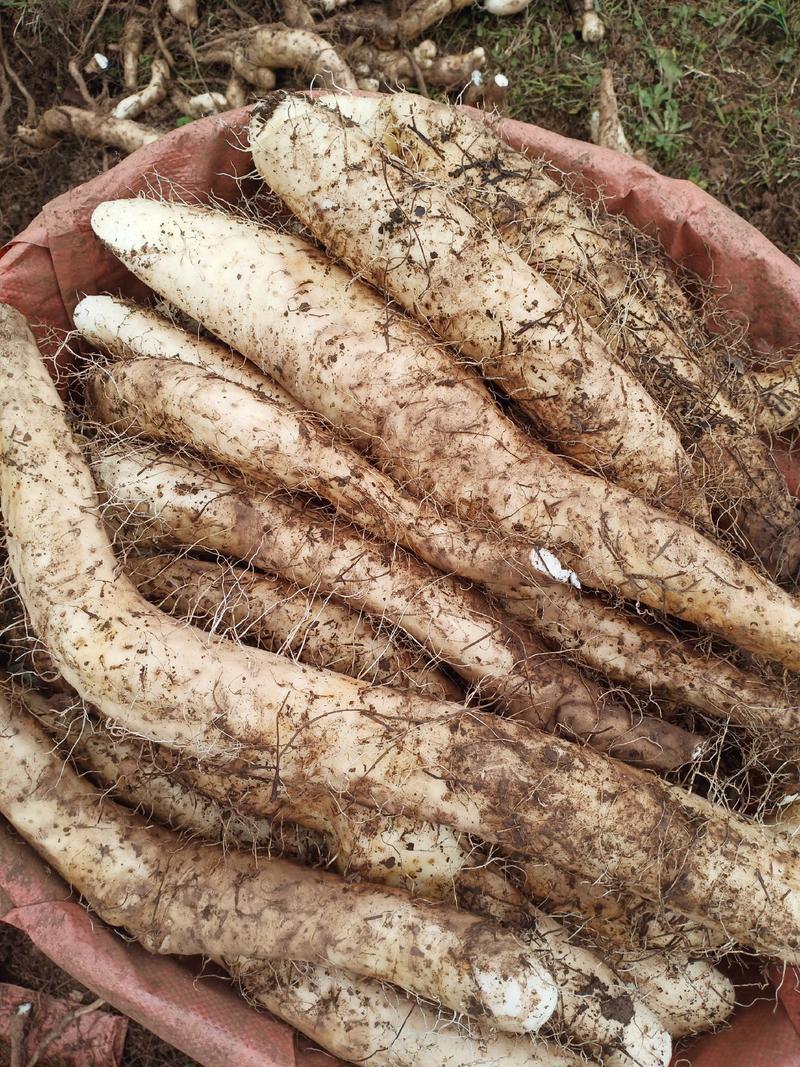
431,0 -> 800,260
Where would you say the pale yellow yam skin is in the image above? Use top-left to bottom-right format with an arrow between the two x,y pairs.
73,294 -> 288,403
497,580 -> 800,737
237,960 -> 584,1067
617,954 -> 735,1039
90,198 -> 800,672
250,95 -> 705,519
0,681 -> 556,1030
94,440 -> 702,770
127,552 -> 461,701
87,354 -> 554,591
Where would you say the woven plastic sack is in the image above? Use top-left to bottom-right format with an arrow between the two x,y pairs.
1,99 -> 799,1066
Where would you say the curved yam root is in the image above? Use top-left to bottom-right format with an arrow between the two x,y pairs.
252,95 -> 706,520
94,438 -> 702,771
167,0 -> 199,28
112,58 -> 170,121
237,961 -> 581,1067
127,552 -> 462,701
17,106 -> 160,154
172,90 -> 227,118
0,681 -> 557,1031
495,579 -> 800,741
349,40 -> 485,89
199,26 -> 357,91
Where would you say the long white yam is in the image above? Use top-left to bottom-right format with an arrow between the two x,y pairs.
94,439 -> 702,770
0,678 -> 558,1032
3,305 -> 799,961
86,352 -> 561,591
237,961 -> 583,1067
496,580 -> 800,737
250,95 -> 706,519
73,295 -> 289,403
347,92 -> 799,579
127,552 -> 461,701
89,198 -> 800,671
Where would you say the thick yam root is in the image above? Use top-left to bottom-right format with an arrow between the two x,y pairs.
252,96 -> 707,520
17,106 -> 160,153
112,57 -> 170,120
198,26 -> 357,91
0,680 -> 558,1032
94,438 -> 703,771
127,552 -> 462,701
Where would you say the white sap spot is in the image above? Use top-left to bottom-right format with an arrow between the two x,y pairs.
494,73 -> 510,88
16,1003 -> 32,1017
470,69 -> 484,86
94,53 -> 110,70
529,547 -> 581,589
321,198 -> 339,211
474,968 -> 558,1032
778,794 -> 800,807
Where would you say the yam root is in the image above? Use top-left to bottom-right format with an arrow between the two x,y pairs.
17,106 -> 160,153
112,57 -> 170,120
198,26 -> 357,92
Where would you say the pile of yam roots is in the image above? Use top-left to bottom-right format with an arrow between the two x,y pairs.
5,92 -> 800,1067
